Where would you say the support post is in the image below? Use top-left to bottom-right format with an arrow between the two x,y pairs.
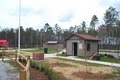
2,50 -> 4,61
20,70 -> 26,80
15,50 -> 18,66
26,55 -> 30,80
27,55 -> 30,61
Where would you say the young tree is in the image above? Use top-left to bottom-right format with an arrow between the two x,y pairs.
103,6 -> 119,48
40,28 -> 45,46
89,15 -> 98,36
81,21 -> 87,34
54,24 -> 62,40
90,15 -> 98,30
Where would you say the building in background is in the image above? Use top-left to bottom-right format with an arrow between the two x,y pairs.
43,41 -> 64,50
65,34 -> 100,57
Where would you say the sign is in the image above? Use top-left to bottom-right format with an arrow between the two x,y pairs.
79,43 -> 82,49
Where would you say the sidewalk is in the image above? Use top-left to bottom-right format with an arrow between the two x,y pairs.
56,56 -> 120,67
43,49 -> 120,67
5,48 -> 120,68
0,60 -> 19,80
44,49 -> 120,67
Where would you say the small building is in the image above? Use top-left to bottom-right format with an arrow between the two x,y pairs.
65,34 -> 100,57
43,41 -> 64,50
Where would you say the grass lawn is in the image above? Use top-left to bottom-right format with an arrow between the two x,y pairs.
76,55 -> 120,63
113,69 -> 120,74
22,49 -> 43,53
21,48 -> 59,54
56,53 -> 68,57
99,49 -> 120,53
100,56 -> 120,63
56,58 -> 105,67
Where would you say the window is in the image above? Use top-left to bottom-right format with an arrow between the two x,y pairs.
87,43 -> 90,51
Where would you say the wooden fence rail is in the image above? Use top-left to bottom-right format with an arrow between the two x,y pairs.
2,49 -> 30,80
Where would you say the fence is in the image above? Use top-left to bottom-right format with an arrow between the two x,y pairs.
2,49 -> 30,80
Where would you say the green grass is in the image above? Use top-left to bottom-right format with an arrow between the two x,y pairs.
21,48 -> 59,54
56,53 -> 68,57
48,49 -> 59,53
55,58 -> 105,67
99,49 -> 120,53
76,56 -> 90,59
113,69 -> 120,74
100,56 -> 120,63
22,49 -> 43,53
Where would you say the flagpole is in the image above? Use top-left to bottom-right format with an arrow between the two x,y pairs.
18,0 -> 21,53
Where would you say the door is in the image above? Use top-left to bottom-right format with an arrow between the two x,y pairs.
73,43 -> 78,56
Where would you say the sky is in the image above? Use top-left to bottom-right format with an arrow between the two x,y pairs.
0,0 -> 120,30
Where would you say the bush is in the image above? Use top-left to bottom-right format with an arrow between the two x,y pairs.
18,57 -> 22,62
35,62 -> 39,70
107,55 -> 114,58
30,60 -> 36,68
62,51 -> 65,54
104,54 -> 107,56
99,54 -> 104,57
18,57 -> 27,64
30,60 -> 60,80
39,62 -> 59,80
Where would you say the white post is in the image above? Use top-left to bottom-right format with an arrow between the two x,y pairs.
18,0 -> 21,53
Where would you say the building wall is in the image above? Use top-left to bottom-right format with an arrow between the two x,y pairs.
84,41 -> 98,56
78,40 -> 85,56
66,36 -> 98,57
66,36 -> 84,56
43,44 -> 64,50
66,39 -> 79,56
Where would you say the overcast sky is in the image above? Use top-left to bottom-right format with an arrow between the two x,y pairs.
0,0 -> 120,29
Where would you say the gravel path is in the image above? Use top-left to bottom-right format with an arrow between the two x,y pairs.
0,61 -> 19,80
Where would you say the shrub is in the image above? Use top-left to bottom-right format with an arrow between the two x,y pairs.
30,60 -> 33,67
99,54 -> 104,57
39,62 -> 60,80
30,60 -> 60,80
22,58 -> 27,63
62,51 -> 65,54
35,62 -> 39,70
107,55 -> 114,58
30,60 -> 36,68
104,54 -> 107,56
57,53 -> 68,57
18,57 -> 22,62
18,57 -> 27,64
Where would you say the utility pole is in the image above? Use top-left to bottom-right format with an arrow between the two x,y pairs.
18,0 -> 21,53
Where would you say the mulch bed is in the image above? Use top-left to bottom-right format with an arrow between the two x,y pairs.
51,62 -> 74,67
30,68 -> 49,80
72,71 -> 114,80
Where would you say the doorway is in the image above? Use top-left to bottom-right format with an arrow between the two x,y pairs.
73,42 -> 78,56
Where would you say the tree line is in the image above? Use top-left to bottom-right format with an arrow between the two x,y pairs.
0,6 -> 120,49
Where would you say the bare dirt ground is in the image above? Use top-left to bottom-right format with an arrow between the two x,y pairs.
47,58 -> 120,80
30,66 -> 67,80
30,68 -> 49,80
